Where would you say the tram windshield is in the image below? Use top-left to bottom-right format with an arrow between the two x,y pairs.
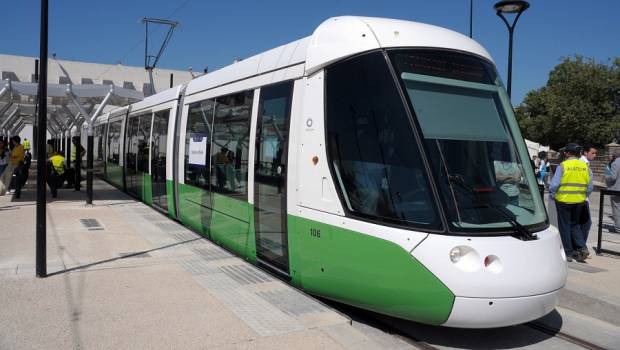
390,50 -> 547,232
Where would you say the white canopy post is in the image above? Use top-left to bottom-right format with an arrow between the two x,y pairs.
0,102 -> 14,121
85,87 -> 113,204
0,79 -> 11,101
10,117 -> 24,135
0,106 -> 19,135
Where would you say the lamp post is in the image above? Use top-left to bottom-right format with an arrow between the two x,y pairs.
494,0 -> 529,98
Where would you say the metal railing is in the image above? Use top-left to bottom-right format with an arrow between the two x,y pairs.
596,188 -> 620,256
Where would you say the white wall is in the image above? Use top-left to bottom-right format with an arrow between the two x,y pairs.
0,53 -> 194,96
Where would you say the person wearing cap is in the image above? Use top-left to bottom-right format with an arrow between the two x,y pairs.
549,143 -> 593,262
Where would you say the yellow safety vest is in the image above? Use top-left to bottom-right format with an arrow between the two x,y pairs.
50,155 -> 65,175
23,140 -> 30,150
555,159 -> 589,204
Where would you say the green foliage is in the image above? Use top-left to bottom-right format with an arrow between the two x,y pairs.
515,56 -> 620,150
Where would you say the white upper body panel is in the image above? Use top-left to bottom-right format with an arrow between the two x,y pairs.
305,16 -> 493,74
129,85 -> 184,114
184,16 -> 493,96
184,39 -> 308,96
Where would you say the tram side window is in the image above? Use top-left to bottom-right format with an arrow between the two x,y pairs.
185,99 -> 215,189
211,91 -> 253,198
325,51 -> 440,228
137,114 -> 152,173
107,120 -> 122,164
95,125 -> 104,161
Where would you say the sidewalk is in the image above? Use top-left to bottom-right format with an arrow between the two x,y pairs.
545,190 -> 620,342
0,172 -> 411,350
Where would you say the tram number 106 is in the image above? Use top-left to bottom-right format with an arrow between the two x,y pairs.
310,228 -> 321,238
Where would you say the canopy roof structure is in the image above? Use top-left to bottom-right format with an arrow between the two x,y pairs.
0,78 -> 143,137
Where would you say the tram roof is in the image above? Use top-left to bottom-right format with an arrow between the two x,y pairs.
185,16 -> 493,96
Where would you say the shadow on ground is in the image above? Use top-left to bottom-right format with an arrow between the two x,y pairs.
322,298 -> 562,349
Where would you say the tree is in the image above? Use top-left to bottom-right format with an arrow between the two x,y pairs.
515,56 -> 620,150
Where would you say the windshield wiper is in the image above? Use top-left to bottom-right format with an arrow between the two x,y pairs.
448,174 -> 537,241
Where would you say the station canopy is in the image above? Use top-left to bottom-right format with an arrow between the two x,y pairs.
0,79 -> 143,136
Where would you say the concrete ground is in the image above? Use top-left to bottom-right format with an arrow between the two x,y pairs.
1,166 -> 619,350
0,168 -> 411,350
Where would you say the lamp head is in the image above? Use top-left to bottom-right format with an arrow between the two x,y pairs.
494,0 -> 530,13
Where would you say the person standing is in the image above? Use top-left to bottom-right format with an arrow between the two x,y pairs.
9,136 -> 26,199
46,139 -> 54,158
579,145 -> 598,245
47,149 -> 66,198
604,148 -> 620,233
549,143 -> 593,262
71,136 -> 85,188
0,139 -> 10,194
22,138 -> 31,154
538,152 -> 549,186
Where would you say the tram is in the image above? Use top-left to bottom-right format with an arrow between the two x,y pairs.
89,16 -> 567,328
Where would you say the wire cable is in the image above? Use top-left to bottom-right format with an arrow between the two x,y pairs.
94,0 -> 192,80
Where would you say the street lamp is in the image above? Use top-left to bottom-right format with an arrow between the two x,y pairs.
494,0 -> 530,98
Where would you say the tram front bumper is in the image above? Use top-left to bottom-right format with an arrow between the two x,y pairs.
442,289 -> 560,328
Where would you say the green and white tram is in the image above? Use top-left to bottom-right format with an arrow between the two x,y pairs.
93,16 -> 566,328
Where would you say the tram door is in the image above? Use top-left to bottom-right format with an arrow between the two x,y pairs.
125,116 -> 140,197
254,81 -> 293,274
151,110 -> 170,212
125,114 -> 152,199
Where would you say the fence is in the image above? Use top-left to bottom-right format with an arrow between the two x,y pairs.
596,189 -> 620,256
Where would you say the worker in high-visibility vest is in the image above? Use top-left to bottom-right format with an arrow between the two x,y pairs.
22,138 -> 30,154
549,143 -> 593,262
47,149 -> 66,198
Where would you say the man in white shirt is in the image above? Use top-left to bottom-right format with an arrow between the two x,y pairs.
580,145 -> 598,247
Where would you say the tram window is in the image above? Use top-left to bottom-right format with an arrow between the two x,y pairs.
151,111 -> 169,179
185,99 -> 215,189
95,125 -> 104,161
125,116 -> 140,175
106,120 -> 122,165
389,50 -> 497,84
136,114 -> 152,173
325,51 -> 440,228
390,49 -> 547,231
211,91 -> 253,198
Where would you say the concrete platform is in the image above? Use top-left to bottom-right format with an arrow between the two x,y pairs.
2,167 -> 619,350
0,170 -> 411,350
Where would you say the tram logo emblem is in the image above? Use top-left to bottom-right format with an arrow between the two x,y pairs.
306,118 -> 313,128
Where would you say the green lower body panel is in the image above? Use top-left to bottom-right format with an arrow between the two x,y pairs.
209,192 -> 249,257
166,180 -> 176,219
178,184 -> 210,234
141,173 -> 152,205
105,162 -> 123,189
177,184 -> 255,261
287,215 -> 454,325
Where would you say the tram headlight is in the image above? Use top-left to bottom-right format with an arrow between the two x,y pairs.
449,247 -> 462,263
449,245 -> 481,272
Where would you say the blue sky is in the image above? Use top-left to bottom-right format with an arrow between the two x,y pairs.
2,0 -> 618,105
